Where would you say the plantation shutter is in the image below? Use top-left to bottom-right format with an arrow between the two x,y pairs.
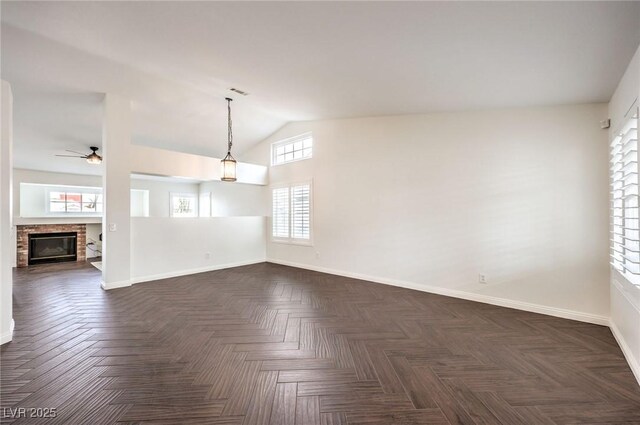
291,184 -> 311,240
272,187 -> 290,238
611,108 -> 640,279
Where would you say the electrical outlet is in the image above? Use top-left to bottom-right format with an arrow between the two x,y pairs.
108,223 -> 117,232
205,252 -> 211,260
478,274 -> 488,284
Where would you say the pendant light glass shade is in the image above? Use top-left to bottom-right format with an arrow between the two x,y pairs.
220,97 -> 237,182
221,152 -> 237,182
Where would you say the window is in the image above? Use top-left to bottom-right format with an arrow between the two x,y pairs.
611,107 -> 639,284
272,182 -> 312,244
291,184 -> 311,239
272,187 -> 290,238
170,193 -> 198,217
272,133 -> 313,166
48,190 -> 102,214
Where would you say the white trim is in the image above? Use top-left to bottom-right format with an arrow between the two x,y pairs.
267,259 -> 610,326
611,275 -> 640,313
622,100 -> 638,124
272,239 -> 314,247
101,279 -> 132,291
129,258 -> 266,285
270,180 -> 313,246
45,186 -> 103,215
101,259 -> 266,289
610,319 -> 640,385
271,132 -> 313,166
0,319 -> 15,345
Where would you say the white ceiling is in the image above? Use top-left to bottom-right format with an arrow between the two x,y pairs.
2,1 -> 639,175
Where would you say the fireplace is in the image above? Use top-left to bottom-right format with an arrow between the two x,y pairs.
17,224 -> 86,267
28,232 -> 78,265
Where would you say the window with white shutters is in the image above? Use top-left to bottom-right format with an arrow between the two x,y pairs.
272,182 -> 312,244
291,184 -> 311,240
272,133 -> 313,166
610,107 -> 640,284
272,187 -> 290,239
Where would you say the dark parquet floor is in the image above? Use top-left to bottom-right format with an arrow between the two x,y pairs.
1,261 -> 640,424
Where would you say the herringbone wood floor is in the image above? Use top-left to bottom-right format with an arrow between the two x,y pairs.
1,262 -> 639,424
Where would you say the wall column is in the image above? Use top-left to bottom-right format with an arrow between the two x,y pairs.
101,94 -> 131,290
1,80 -> 14,344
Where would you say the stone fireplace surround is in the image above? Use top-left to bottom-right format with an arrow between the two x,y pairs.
17,224 -> 86,267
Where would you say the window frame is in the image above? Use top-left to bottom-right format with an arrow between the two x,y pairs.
46,188 -> 103,215
271,132 -> 313,166
169,192 -> 199,218
271,180 -> 313,246
610,105 -> 640,286
272,186 -> 291,240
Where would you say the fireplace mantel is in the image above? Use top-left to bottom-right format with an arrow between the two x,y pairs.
16,224 -> 86,267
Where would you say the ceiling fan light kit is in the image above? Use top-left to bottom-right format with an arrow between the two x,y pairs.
85,147 -> 102,164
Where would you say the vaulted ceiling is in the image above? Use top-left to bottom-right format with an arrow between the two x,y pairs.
2,1 -> 640,175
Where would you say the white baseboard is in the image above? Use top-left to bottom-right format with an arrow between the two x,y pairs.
101,279 -> 131,291
129,258 -> 266,285
267,259 -> 610,326
0,319 -> 15,345
610,319 -> 640,385
101,259 -> 266,290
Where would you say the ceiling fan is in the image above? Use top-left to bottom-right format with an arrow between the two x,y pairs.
56,146 -> 102,164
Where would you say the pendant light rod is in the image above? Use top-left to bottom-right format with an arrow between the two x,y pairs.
226,97 -> 233,154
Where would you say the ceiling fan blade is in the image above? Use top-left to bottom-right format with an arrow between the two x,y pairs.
65,149 -> 87,155
55,154 -> 85,158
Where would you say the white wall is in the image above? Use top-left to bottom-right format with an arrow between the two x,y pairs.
1,80 -> 14,344
199,180 -> 268,217
609,44 -> 640,384
245,103 -> 610,324
131,178 -> 199,217
13,169 -> 102,224
14,170 -> 200,219
11,168 -> 261,264
102,94 -> 132,288
130,145 -> 268,185
9,102 -> 269,292
130,217 -> 266,282
19,183 -> 103,219
12,170 -> 103,263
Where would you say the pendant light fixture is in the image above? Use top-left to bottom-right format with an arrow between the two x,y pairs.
221,97 -> 237,182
